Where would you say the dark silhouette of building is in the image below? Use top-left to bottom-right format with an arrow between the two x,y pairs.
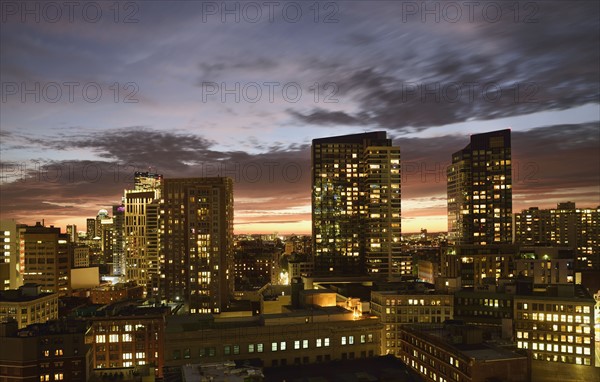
448,129 -> 512,245
160,177 -> 234,314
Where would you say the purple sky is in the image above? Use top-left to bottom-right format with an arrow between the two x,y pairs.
1,1 -> 599,234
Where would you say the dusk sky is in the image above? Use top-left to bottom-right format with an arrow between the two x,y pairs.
1,1 -> 599,234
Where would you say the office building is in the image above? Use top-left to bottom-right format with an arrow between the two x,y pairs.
0,284 -> 58,329
514,284 -> 595,367
371,287 -> 454,356
447,129 -> 512,245
164,306 -> 382,369
160,177 -> 234,313
20,223 -> 70,296
124,172 -> 162,296
312,132 -> 404,278
399,323 -> 529,382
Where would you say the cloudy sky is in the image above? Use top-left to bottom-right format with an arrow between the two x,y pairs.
1,1 -> 599,234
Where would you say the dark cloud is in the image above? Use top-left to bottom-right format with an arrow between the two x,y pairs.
289,2 -> 599,132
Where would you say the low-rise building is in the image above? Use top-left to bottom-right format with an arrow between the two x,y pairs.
371,287 -> 454,356
165,306 -> 383,369
0,284 -> 58,329
88,282 -> 144,305
399,323 -> 529,382
0,319 -> 90,382
84,303 -> 170,378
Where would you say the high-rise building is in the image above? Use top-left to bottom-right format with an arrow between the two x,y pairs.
86,218 -> 96,240
66,224 -> 77,243
447,129 -> 512,245
311,132 -> 404,278
514,203 -> 600,270
124,172 -> 162,296
160,177 -> 234,314
112,204 -> 125,276
20,223 -> 70,296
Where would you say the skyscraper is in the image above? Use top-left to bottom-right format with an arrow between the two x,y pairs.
447,129 -> 512,245
312,132 -> 404,278
160,177 -> 234,314
124,172 -> 162,295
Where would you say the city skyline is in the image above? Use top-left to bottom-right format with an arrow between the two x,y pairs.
1,1 -> 599,234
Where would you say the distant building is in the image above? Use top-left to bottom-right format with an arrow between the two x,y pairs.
0,319 -> 90,382
111,204 -> 126,276
514,203 -> 600,270
399,323 -> 529,382
0,284 -> 58,329
447,129 -> 512,245
125,172 -> 162,296
441,244 -> 517,287
88,282 -> 144,305
312,132 -> 405,278
0,219 -> 22,290
72,245 -> 90,268
371,287 -> 454,356
160,177 -> 234,314
20,223 -> 70,296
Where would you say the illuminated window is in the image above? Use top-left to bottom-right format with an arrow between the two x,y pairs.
96,335 -> 106,343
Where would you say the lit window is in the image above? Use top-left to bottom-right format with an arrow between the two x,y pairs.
341,336 -> 347,345
302,340 -> 308,349
271,342 -> 278,352
294,341 -> 300,350
316,339 -> 322,347
95,335 -> 106,343
324,338 -> 330,347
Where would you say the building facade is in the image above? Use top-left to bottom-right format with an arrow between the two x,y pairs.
160,177 -> 234,313
447,129 -> 512,245
85,305 -> 168,378
164,308 -> 382,369
0,219 -> 21,290
513,285 -> 595,367
371,289 -> 454,356
0,320 -> 90,382
0,285 -> 58,329
124,172 -> 162,296
20,224 -> 70,296
399,324 -> 529,382
514,203 -> 600,270
312,132 -> 405,278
